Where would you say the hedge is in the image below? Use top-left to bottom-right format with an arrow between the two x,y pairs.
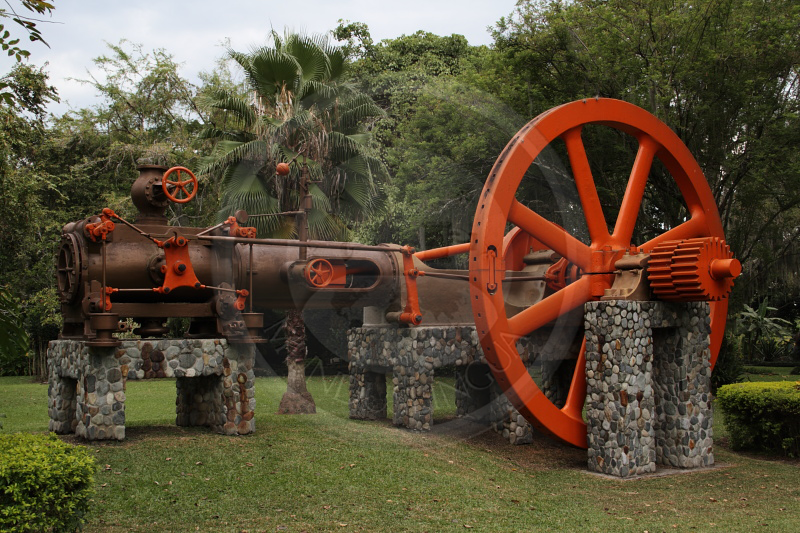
717,381 -> 800,457
0,433 -> 96,532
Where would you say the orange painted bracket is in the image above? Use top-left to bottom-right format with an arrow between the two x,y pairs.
102,286 -> 118,312
399,246 -> 423,326
153,233 -> 202,294
85,208 -> 117,242
223,216 -> 257,239
234,289 -> 249,311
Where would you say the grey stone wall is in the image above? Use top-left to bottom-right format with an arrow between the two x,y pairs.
48,339 -> 256,441
584,301 -> 714,478
347,326 -> 573,444
653,304 -> 714,468
48,341 -> 127,440
349,371 -> 387,420
585,301 -> 657,477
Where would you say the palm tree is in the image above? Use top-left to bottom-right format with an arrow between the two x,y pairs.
199,31 -> 385,413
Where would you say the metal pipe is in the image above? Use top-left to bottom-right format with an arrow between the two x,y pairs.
197,235 -> 404,254
112,215 -> 154,240
414,242 -> 470,262
101,240 -> 107,310
248,243 -> 254,313
248,211 -> 304,217
298,163 -> 309,261
196,222 -> 226,236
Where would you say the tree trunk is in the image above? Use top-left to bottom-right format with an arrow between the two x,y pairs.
277,308 -> 316,414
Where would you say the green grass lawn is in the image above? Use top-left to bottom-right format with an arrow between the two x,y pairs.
742,365 -> 799,382
1,375 -> 798,532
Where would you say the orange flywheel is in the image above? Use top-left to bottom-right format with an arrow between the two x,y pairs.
648,237 -> 741,301
469,98 -> 732,448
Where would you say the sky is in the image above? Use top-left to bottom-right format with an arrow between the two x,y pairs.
2,0 -> 519,115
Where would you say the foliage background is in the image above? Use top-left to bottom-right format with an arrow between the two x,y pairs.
1,0 -> 799,376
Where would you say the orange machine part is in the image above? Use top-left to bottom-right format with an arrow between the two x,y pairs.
469,98 -> 730,448
85,208 -> 117,242
399,246 -> 423,326
648,237 -> 741,301
304,258 -> 348,288
154,234 -> 202,294
413,243 -> 470,262
223,216 -> 257,239
412,228 -> 546,271
544,257 -> 582,292
162,166 -> 199,204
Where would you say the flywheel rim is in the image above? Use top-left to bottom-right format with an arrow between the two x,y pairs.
469,98 -> 728,448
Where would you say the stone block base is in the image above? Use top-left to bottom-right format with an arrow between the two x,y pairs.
48,339 -> 256,440
347,326 -> 576,445
349,370 -> 388,420
585,301 -> 713,478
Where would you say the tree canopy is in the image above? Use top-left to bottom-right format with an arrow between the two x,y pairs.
200,31 -> 385,240
1,1 -> 799,375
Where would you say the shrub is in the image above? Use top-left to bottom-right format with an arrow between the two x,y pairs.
717,381 -> 800,457
752,336 -> 791,363
0,433 -> 96,532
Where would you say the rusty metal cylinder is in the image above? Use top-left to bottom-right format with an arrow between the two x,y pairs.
75,227 -> 402,311
243,243 -> 401,310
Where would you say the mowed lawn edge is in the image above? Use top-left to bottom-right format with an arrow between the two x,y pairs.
1,375 -> 798,532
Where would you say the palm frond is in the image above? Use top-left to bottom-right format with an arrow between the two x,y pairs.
204,31 -> 386,239
326,47 -> 346,81
335,97 -> 385,132
246,48 -> 301,101
327,131 -> 362,162
308,182 -> 332,212
307,207 -> 348,241
199,139 -> 267,178
198,89 -> 257,129
282,34 -> 332,85
299,79 -> 339,107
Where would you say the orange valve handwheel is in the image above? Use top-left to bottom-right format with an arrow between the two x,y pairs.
469,98 -> 730,448
305,258 -> 334,288
162,166 -> 198,204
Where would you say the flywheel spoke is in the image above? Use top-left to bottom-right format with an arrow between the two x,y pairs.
561,338 -> 587,422
507,276 -> 592,337
561,127 -> 610,244
640,215 -> 706,252
508,200 -> 592,270
612,136 -> 658,245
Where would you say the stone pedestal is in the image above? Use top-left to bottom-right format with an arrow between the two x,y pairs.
392,365 -> 433,430
349,370 -> 388,420
48,342 -> 126,440
541,358 -> 574,409
347,326 -> 555,444
455,363 -> 491,422
488,378 -> 534,445
584,301 -> 713,478
47,339 -> 256,440
653,304 -> 714,468
47,375 -> 78,435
